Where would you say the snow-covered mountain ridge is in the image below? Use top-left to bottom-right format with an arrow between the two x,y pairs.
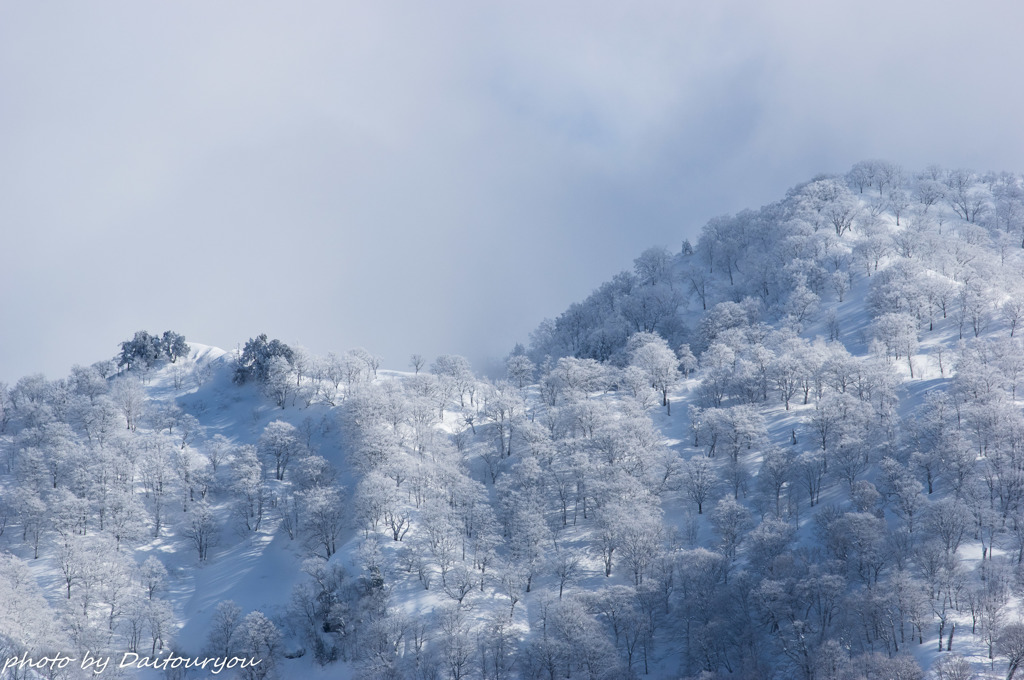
4,162 -> 1024,679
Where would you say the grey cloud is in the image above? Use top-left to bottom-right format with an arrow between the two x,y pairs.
2,1 -> 1023,382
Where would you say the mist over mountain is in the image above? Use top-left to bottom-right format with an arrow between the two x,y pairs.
6,3 -> 1024,390
4,162 -> 1024,679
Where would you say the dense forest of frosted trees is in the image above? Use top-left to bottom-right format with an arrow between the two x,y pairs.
4,162 -> 1024,679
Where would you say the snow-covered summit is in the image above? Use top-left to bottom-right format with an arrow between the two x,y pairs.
4,163 -> 1024,678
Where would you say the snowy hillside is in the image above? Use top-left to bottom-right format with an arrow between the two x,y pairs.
4,162 -> 1024,679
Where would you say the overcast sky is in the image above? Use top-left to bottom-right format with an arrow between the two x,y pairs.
2,1 -> 1023,383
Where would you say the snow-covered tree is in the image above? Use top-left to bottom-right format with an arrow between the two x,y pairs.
258,419 -> 303,481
